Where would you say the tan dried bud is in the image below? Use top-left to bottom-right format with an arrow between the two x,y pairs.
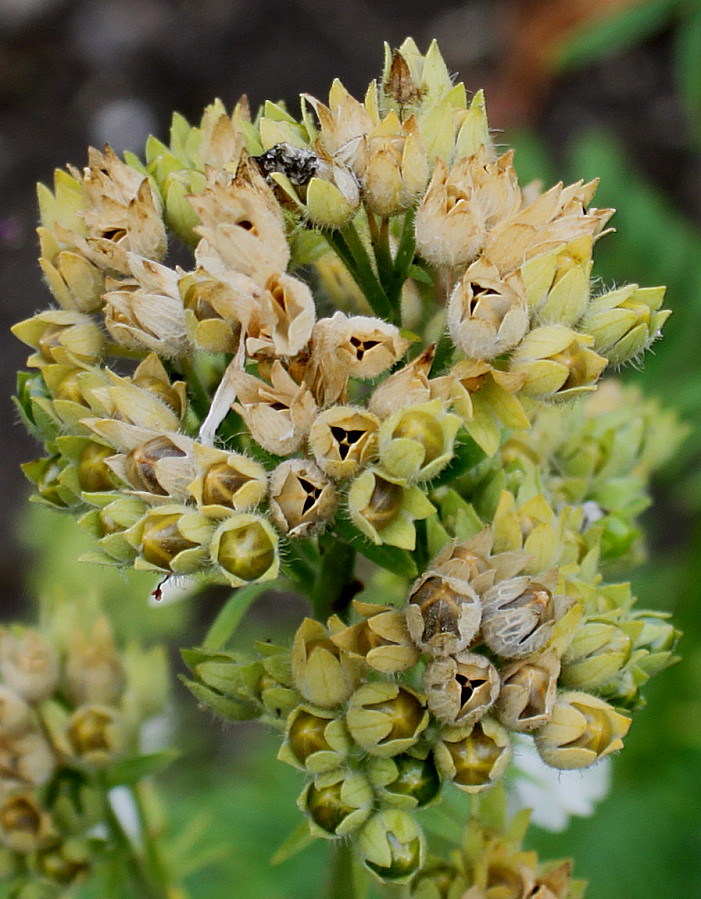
269,459 -> 337,537
0,793 -> 53,854
346,682 -> 429,757
447,262 -> 529,361
0,731 -> 56,788
291,618 -> 362,708
331,601 -> 420,674
406,572 -> 481,657
434,718 -> 511,793
481,577 -> 571,659
299,769 -> 373,838
0,629 -> 60,704
368,345 -> 436,418
211,514 -> 279,586
534,690 -> 631,769
66,705 -> 125,767
424,652 -> 500,727
495,649 -> 561,732
231,362 -> 317,456
64,617 -> 125,707
308,406 -> 379,479
0,686 -> 34,739
278,706 -> 350,773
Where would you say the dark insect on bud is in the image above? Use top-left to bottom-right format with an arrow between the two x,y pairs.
253,143 -> 319,186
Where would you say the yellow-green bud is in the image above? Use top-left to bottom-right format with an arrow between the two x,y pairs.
279,706 -> 350,773
509,326 -> 607,400
561,617 -> 632,691
367,750 -> 441,809
357,810 -> 425,883
211,514 -> 279,586
534,690 -> 631,769
291,618 -> 362,708
378,400 -> 461,483
299,769 -> 373,838
195,456 -> 267,512
331,601 -> 420,674
434,718 -> 511,793
66,705 -> 125,768
346,682 -> 429,757
36,837 -> 90,886
140,511 -> 199,571
410,862 -> 463,899
77,441 -> 119,493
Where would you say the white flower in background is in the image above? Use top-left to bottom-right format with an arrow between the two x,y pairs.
508,734 -> 611,832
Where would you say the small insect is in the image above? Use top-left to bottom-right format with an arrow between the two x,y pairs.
252,143 -> 319,186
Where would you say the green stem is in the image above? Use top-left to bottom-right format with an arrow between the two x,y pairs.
132,782 -> 187,899
324,226 -> 393,321
312,535 -> 357,621
97,775 -> 167,899
325,841 -> 366,899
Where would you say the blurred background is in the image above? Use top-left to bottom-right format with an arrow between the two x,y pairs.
1,0 -> 701,896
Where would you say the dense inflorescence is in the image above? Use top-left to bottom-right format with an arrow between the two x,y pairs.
13,38 -> 681,892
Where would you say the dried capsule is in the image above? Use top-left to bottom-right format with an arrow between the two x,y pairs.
406,572 -> 481,657
424,652 -> 500,727
269,459 -> 337,537
495,649 -> 561,732
308,406 -> 379,479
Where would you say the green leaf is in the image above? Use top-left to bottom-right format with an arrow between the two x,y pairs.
105,751 -> 180,788
179,676 -> 261,722
334,518 -> 417,578
554,0 -> 680,71
429,434 -> 486,488
270,819 -> 315,865
202,582 -> 272,651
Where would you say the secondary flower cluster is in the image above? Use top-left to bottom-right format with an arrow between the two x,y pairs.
0,619 -> 168,893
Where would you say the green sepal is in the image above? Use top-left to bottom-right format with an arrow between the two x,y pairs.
334,518 -> 417,578
179,675 -> 261,722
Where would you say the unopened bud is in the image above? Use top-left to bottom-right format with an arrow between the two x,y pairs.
0,629 -> 60,703
434,718 -> 511,793
299,769 -> 373,837
346,682 -> 428,757
357,809 -> 425,883
292,618 -> 362,708
211,514 -> 279,586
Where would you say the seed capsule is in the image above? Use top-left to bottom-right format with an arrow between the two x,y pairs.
434,718 -> 511,793
309,407 -> 379,479
67,705 -> 125,768
77,441 -> 118,493
280,706 -> 349,773
495,649 -> 560,732
214,517 -> 277,584
406,573 -> 481,657
269,459 -> 337,537
367,752 -> 441,809
424,652 -> 500,727
126,436 -> 187,495
141,512 -> 198,570
0,793 -> 52,854
358,810 -> 425,883
346,682 -> 428,757
299,770 -> 373,838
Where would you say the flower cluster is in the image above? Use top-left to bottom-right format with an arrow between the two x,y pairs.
0,618 -> 168,894
12,36 -> 681,896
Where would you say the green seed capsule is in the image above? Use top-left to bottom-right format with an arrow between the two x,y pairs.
307,781 -> 354,835
288,710 -> 333,765
391,410 -> 444,465
77,442 -> 117,492
383,753 -> 440,807
202,462 -> 251,507
216,522 -> 275,581
361,476 -> 403,530
141,513 -> 197,569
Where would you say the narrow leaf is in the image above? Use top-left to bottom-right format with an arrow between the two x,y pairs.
105,751 -> 180,788
270,819 -> 314,865
203,582 -> 272,650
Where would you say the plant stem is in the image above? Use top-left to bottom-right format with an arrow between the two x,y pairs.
325,841 -> 366,899
324,226 -> 393,321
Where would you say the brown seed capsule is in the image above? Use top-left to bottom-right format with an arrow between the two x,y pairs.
141,512 -> 198,570
126,436 -> 187,495
269,459 -> 337,537
406,573 -> 481,657
67,705 -> 124,767
424,652 -> 500,727
481,578 -> 560,659
309,407 -> 379,479
496,649 -> 561,732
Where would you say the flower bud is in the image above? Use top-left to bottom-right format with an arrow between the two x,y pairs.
308,407 -> 379,480
292,618 -> 362,708
347,469 -> 435,549
0,629 -> 60,704
0,731 -> 56,788
357,809 -> 425,883
189,448 -> 267,512
358,112 -> 429,216
210,513 -> 279,586
12,310 -> 105,368
481,577 -> 571,660
269,459 -> 337,537
0,793 -> 53,854
137,508 -> 204,573
182,647 -> 264,722
299,769 -> 373,838
0,687 -> 34,738
378,400 -> 461,483
561,617 -> 632,692
406,572 -> 481,657
367,750 -> 441,809
410,862 -> 463,899
66,705 -> 125,768
495,649 -> 561,732
424,652 -> 500,727
63,617 -> 125,706
331,601 -> 420,674
36,837 -> 90,886
278,706 -> 350,773
581,284 -> 670,365
534,691 -> 631,769
434,718 -> 511,793
346,682 -> 428,757
509,326 -> 607,400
